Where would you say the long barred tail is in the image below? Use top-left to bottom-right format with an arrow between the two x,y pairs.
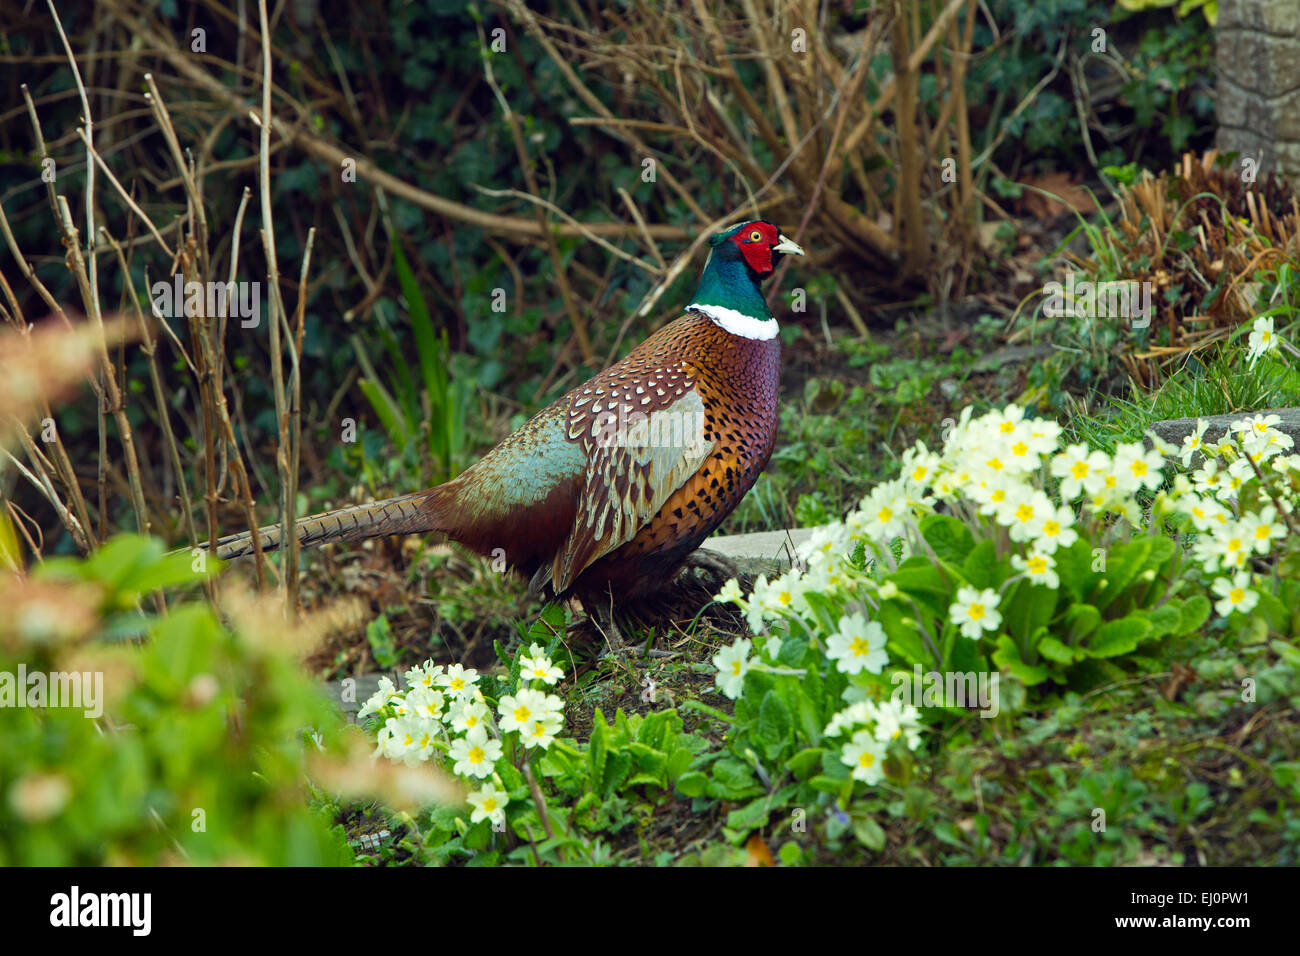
209,491 -> 443,560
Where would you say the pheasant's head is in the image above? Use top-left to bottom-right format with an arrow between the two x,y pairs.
710,220 -> 805,278
689,220 -> 805,340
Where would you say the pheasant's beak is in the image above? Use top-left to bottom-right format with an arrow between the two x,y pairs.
773,234 -> 805,257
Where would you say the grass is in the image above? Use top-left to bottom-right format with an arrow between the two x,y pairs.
1065,350 -> 1300,454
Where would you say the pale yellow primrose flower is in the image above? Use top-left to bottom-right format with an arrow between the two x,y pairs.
1212,573 -> 1259,617
1030,502 -> 1079,553
1178,419 -> 1210,466
1238,505 -> 1283,555
447,698 -> 490,735
713,638 -> 753,700
872,699 -> 923,751
841,729 -> 887,785
1246,315 -> 1277,367
467,782 -> 508,827
497,688 -> 561,733
715,578 -> 744,604
519,645 -> 564,686
950,586 -> 1002,640
436,663 -> 480,698
826,613 -> 889,675
1011,550 -> 1059,589
449,727 -> 503,779
1051,444 -> 1110,499
1112,441 -> 1165,493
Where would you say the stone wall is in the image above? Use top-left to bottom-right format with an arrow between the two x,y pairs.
1216,0 -> 1300,179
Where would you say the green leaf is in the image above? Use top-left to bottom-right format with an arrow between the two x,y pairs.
587,709 -> 609,792
1092,538 -> 1154,610
1003,579 -> 1059,645
786,748 -> 826,780
991,635 -> 1051,685
365,615 -> 397,669
1038,635 -> 1085,664
878,600 -> 929,667
1137,603 -> 1182,642
756,690 -> 793,757
852,815 -> 886,851
675,771 -> 708,797
962,539 -> 999,590
1053,538 -> 1100,604
888,556 -> 955,618
1084,616 -> 1151,658
602,750 -> 633,796
1176,594 -> 1211,636
1062,603 -> 1101,642
357,378 -> 409,447
1253,591 -> 1290,636
919,514 -> 975,565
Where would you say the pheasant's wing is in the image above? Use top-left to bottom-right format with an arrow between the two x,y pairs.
545,363 -> 714,594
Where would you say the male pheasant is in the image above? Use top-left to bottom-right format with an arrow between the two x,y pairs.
210,220 -> 804,605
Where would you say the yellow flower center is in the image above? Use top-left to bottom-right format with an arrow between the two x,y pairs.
1028,556 -> 1047,574
986,457 -> 1004,471
859,751 -> 876,768
1071,461 -> 1089,479
1255,526 -> 1270,540
482,797 -> 497,812
849,636 -> 870,657
1131,461 -> 1148,477
878,506 -> 893,523
968,603 -> 985,621
1016,503 -> 1034,523
1229,588 -> 1245,603
731,661 -> 742,676
1043,520 -> 1060,537
468,745 -> 485,764
513,706 -> 531,723
1000,421 -> 1015,434
1012,441 -> 1028,457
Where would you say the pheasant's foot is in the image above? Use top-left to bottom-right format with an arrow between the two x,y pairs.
677,548 -> 741,588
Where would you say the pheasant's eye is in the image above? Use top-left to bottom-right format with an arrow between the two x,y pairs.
749,230 -> 762,242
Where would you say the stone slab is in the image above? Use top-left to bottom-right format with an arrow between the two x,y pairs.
1148,406 -> 1300,451
702,525 -> 822,575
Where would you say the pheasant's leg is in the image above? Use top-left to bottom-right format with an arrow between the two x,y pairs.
587,594 -> 626,652
677,548 -> 741,587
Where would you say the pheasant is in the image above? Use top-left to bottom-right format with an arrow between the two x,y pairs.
209,220 -> 804,606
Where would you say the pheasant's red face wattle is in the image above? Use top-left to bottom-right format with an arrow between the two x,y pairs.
731,221 -> 782,275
